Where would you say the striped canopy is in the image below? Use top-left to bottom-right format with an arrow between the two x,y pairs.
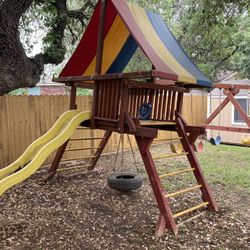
60,0 -> 212,87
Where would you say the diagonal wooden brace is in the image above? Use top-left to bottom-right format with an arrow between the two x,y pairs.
176,112 -> 218,212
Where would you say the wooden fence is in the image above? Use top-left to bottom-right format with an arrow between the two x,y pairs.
0,93 -> 207,167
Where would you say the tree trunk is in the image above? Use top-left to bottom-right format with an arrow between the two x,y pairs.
0,0 -> 43,95
0,27 -> 44,95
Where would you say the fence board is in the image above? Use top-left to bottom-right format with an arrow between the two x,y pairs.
0,93 -> 206,167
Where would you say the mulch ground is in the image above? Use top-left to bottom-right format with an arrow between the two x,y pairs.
0,144 -> 249,250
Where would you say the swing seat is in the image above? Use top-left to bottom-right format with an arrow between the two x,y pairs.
241,135 -> 250,145
107,172 -> 143,192
210,136 -> 221,146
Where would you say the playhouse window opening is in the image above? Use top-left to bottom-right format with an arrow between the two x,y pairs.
233,97 -> 249,124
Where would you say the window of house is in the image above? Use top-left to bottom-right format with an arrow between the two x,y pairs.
232,97 -> 249,124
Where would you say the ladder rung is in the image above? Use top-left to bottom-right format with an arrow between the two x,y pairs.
166,184 -> 201,198
173,202 -> 209,219
69,137 -> 104,141
65,147 -> 99,152
153,152 -> 188,160
154,137 -> 181,142
177,211 -> 206,227
159,168 -> 194,178
57,164 -> 92,172
77,127 -> 90,130
61,155 -> 95,162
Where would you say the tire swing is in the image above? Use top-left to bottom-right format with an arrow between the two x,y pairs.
107,134 -> 143,192
209,90 -> 222,146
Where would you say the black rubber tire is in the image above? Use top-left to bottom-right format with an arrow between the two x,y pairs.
107,172 -> 143,192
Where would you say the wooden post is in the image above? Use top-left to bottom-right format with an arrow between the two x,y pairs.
118,80 -> 129,132
92,0 -> 107,127
69,84 -> 77,109
135,136 -> 178,236
225,89 -> 250,127
205,88 -> 238,125
89,130 -> 112,170
46,85 -> 78,179
176,112 -> 219,212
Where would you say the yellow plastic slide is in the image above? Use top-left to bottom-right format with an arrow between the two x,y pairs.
0,110 -> 91,196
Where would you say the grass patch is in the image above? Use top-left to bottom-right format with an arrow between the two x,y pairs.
198,142 -> 250,190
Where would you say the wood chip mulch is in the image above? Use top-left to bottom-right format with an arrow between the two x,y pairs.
0,146 -> 249,250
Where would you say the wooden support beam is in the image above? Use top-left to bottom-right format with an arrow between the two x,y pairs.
57,164 -> 91,172
176,112 -> 218,212
69,137 -> 104,141
205,125 -> 250,133
53,71 -> 153,83
65,147 -> 99,152
188,128 -> 201,150
46,85 -> 78,180
127,80 -> 189,93
214,83 -> 250,90
89,130 -> 112,170
205,89 -> 238,125
95,0 -> 107,74
125,112 -> 137,132
225,90 -> 250,127
135,136 -> 178,236
61,156 -> 95,162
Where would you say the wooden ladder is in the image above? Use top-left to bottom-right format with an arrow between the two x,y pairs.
47,129 -> 112,177
135,114 -> 218,236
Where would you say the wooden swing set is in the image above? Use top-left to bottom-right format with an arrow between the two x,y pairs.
46,0 -> 219,236
204,82 -> 250,144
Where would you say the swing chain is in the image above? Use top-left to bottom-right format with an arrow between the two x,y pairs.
127,134 -> 139,172
113,134 -> 122,172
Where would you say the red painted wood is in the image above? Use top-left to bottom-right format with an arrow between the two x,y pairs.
89,130 -> 112,170
135,136 -> 178,235
155,214 -> 167,237
153,90 -> 159,120
214,83 -> 250,90
226,90 -> 250,127
170,91 -> 176,121
47,85 -> 77,179
157,90 -> 163,120
152,70 -> 178,82
176,92 -> 184,114
176,113 -> 219,212
95,0 -> 107,74
113,80 -> 120,119
205,96 -> 231,125
166,91 -> 172,120
205,125 -> 250,133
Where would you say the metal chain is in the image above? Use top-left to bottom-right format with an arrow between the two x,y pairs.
121,134 -> 124,171
113,134 -> 122,172
127,134 -> 139,172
